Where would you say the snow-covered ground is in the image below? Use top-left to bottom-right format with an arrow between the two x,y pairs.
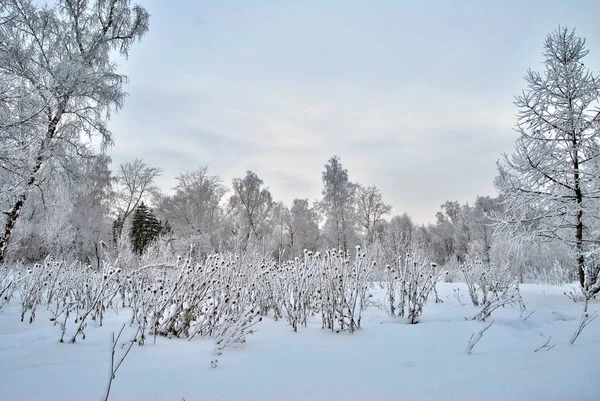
0,283 -> 598,401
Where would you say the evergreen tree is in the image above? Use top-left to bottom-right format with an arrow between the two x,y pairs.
130,203 -> 162,255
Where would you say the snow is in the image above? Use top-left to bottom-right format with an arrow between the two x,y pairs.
0,283 -> 598,401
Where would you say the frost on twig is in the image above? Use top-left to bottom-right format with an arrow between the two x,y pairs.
564,287 -> 585,303
466,320 -> 493,354
471,281 -> 524,321
570,298 -> 598,345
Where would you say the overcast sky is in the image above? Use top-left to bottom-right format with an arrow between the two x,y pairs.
107,0 -> 600,224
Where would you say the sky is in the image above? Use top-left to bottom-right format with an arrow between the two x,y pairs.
106,0 -> 600,224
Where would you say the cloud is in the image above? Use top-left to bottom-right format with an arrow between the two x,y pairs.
106,0 -> 600,224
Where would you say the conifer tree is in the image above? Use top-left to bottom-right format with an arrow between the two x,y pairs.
130,203 -> 162,255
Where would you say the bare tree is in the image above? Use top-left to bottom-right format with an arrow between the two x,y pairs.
495,27 -> 600,294
356,184 -> 391,244
0,0 -> 149,263
230,171 -> 274,244
115,159 -> 162,222
321,156 -> 356,253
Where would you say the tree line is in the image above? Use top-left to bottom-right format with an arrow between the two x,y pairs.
0,150 -> 576,284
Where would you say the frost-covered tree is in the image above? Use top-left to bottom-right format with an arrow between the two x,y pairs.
230,171 -> 274,245
429,202 -> 461,264
321,156 -> 357,252
355,184 -> 391,244
453,204 -> 473,263
283,198 -> 321,255
266,201 -> 288,260
0,0 -> 149,263
5,152 -> 113,264
436,201 -> 461,225
113,158 -> 162,236
381,213 -> 414,263
156,166 -> 227,253
468,196 -> 503,264
496,27 -> 600,293
69,154 -> 113,265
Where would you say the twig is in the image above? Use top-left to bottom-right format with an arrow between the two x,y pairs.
521,309 -> 537,322
570,310 -> 598,345
102,324 -> 139,401
453,288 -> 464,306
467,320 -> 494,354
534,336 -> 555,352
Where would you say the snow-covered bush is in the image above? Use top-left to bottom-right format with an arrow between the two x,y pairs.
17,261 -> 47,324
274,251 -> 320,332
3,249 -> 263,350
0,261 -> 21,310
402,257 -> 446,324
123,252 -> 262,351
248,246 -> 377,334
461,257 -> 525,321
381,261 -> 401,317
317,247 -> 375,333
6,256 -> 125,342
379,253 -> 445,324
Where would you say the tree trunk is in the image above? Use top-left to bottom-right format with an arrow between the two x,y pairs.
0,110 -> 62,264
341,210 -> 347,254
573,152 -> 585,288
576,207 -> 585,288
483,225 -> 490,264
0,152 -> 43,264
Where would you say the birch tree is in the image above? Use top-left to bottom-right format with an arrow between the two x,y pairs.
0,0 -> 149,263
321,156 -> 356,253
355,184 -> 391,244
496,27 -> 600,294
230,171 -> 274,244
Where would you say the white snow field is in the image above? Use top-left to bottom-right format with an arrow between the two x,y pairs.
0,283 -> 598,401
